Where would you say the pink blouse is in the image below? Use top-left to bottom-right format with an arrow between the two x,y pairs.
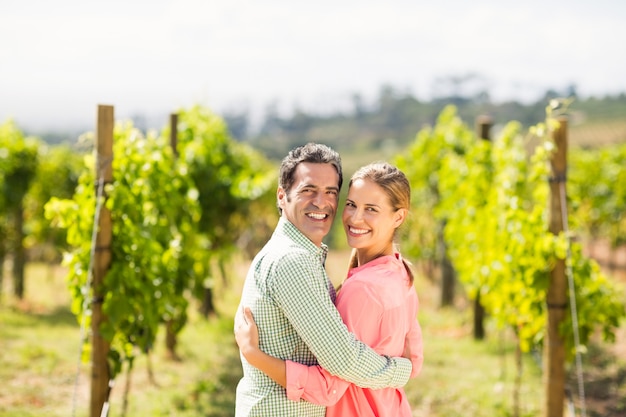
286,253 -> 423,417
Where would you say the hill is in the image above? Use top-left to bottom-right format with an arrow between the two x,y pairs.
236,88 -> 626,159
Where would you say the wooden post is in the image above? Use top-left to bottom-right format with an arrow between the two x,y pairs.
473,115 -> 492,340
91,104 -> 114,417
169,113 -> 178,158
165,113 -> 179,360
544,116 -> 568,417
476,115 -> 492,141
12,201 -> 25,298
439,224 -> 455,307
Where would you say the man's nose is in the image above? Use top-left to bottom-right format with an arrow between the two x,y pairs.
313,193 -> 329,208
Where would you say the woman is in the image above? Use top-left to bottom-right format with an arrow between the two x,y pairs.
236,162 -> 423,417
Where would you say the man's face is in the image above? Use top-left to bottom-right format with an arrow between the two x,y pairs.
278,162 -> 340,247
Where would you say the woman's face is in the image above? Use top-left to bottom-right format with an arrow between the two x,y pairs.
342,178 -> 406,260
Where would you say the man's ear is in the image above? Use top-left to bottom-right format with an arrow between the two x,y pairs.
277,187 -> 286,210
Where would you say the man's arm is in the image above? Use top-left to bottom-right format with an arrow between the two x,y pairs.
285,275 -> 420,404
271,254 -> 412,389
235,306 -> 349,405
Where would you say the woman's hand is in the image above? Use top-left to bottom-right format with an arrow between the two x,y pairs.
234,305 -> 288,387
235,306 -> 260,359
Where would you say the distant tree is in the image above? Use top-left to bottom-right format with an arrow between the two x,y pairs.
376,84 -> 414,130
351,92 -> 368,119
130,113 -> 149,132
0,119 -> 39,298
432,73 -> 488,103
246,85 -> 626,163
223,109 -> 250,140
285,108 -> 315,133
565,83 -> 578,99
259,101 -> 282,136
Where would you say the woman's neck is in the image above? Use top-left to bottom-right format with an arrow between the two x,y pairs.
356,246 -> 394,266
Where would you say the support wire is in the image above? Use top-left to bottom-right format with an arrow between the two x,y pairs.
559,179 -> 587,417
72,156 -> 112,417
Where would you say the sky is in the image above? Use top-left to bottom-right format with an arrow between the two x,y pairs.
1,0 -> 626,133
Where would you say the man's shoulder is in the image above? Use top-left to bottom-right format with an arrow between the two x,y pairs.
250,238 -> 323,291
259,239 -> 318,269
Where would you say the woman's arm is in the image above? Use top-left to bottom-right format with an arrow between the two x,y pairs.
235,306 -> 349,405
235,307 -> 287,387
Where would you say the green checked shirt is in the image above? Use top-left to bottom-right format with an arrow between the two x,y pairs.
235,217 -> 412,417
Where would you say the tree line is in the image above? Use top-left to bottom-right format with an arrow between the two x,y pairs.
222,84 -> 626,159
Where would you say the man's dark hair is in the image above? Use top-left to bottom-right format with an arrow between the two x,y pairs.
278,143 -> 343,214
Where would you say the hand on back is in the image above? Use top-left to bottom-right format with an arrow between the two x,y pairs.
235,306 -> 260,359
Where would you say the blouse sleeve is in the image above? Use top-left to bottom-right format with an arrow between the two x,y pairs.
285,280 -> 388,404
286,360 -> 350,406
407,292 -> 424,378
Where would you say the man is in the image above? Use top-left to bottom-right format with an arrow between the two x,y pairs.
235,143 -> 412,416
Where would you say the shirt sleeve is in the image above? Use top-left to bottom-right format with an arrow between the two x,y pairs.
284,278 -> 387,405
270,252 -> 412,389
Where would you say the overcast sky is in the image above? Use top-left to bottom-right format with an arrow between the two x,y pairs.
1,0 -> 625,132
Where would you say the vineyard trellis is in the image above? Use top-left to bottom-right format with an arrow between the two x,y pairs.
44,104 -> 277,417
396,102 -> 625,417
2,98 -> 625,416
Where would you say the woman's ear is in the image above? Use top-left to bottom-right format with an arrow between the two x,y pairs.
394,208 -> 408,228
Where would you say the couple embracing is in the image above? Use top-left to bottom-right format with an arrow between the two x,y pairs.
234,142 -> 423,417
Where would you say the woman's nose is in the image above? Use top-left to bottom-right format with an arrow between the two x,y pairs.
349,208 -> 364,222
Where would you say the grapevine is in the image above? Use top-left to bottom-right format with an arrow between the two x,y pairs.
399,104 -> 625,357
46,121 -> 203,375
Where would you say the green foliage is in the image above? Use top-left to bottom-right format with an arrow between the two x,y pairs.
46,121 -> 203,373
569,142 -> 626,247
174,105 -> 277,292
0,119 -> 39,210
176,105 -> 276,233
398,104 -> 625,359
0,119 -> 40,293
24,143 -> 84,260
44,105 -> 276,383
395,105 -> 475,263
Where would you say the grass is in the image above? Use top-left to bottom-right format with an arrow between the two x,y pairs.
1,254 -> 624,416
0,262 -> 244,417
